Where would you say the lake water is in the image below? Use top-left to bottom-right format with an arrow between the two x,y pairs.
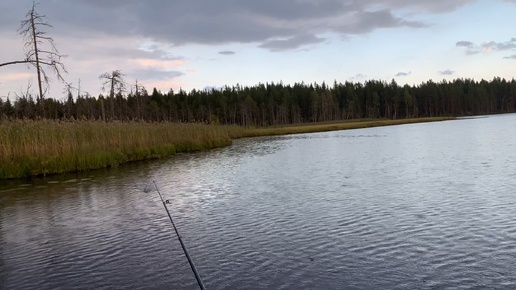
2,114 -> 516,289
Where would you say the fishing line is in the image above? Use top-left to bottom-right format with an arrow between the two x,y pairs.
152,180 -> 206,290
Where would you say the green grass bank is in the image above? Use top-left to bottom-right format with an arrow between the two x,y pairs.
0,117 -> 454,179
245,117 -> 455,137
0,120 -> 247,179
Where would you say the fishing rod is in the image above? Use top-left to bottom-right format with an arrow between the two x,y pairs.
152,181 -> 206,290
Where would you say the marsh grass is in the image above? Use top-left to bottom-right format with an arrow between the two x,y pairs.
244,117 -> 455,137
0,120 -> 247,179
0,117 -> 453,179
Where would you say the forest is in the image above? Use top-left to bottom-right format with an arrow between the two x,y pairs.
1,77 -> 516,126
2,3 -> 515,127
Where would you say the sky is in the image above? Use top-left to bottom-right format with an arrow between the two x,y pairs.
0,0 -> 515,100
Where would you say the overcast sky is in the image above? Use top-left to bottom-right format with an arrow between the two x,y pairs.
1,0 -> 515,99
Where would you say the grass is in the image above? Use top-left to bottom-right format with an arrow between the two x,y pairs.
243,117 -> 455,137
0,120 -> 247,179
0,117 -> 454,179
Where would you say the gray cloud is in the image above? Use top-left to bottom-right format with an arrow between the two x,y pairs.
456,41 -> 479,55
0,0 -> 481,97
100,46 -> 183,61
457,38 -> 516,55
352,0 -> 474,13
259,34 -> 325,51
504,55 -> 516,59
350,73 -> 367,80
219,51 -> 236,55
456,41 -> 475,47
0,0 -> 474,52
337,9 -> 426,34
0,1 -> 27,28
439,69 -> 455,76
484,40 -> 516,50
130,69 -> 183,81
396,71 -> 412,77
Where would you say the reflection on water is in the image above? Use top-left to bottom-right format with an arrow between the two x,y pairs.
2,114 -> 516,289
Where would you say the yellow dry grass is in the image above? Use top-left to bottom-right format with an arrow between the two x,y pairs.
0,120 -> 246,179
0,117 -> 454,179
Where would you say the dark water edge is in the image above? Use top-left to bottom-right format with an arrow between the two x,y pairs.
3,114 -> 516,289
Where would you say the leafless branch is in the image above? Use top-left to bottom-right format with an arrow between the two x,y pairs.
7,1 -> 68,117
0,60 -> 32,67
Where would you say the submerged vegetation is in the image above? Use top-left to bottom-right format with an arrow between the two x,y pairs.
0,117 -> 453,179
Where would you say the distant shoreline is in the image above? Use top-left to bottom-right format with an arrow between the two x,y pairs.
0,117 -> 454,180
241,117 -> 455,137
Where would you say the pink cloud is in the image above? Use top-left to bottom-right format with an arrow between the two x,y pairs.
0,72 -> 33,82
129,58 -> 188,70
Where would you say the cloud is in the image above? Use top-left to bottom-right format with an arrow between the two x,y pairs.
456,41 -> 475,48
259,34 -> 325,51
457,38 -> 516,55
504,55 -> 516,59
130,69 -> 183,81
0,72 -> 33,82
0,0 -> 481,97
333,9 -> 426,34
0,0 -> 473,53
128,58 -> 188,70
439,69 -> 455,76
481,40 -> 516,51
456,40 -> 480,55
363,0 -> 475,13
396,71 -> 412,77
219,51 -> 235,55
350,73 -> 367,80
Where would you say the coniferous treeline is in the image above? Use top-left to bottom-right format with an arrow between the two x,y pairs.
1,77 -> 516,125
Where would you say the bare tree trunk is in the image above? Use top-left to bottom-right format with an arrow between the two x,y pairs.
109,78 -> 114,120
29,8 -> 45,117
100,98 -> 106,121
135,80 -> 141,120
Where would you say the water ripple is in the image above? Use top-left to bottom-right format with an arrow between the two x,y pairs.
3,115 -> 516,289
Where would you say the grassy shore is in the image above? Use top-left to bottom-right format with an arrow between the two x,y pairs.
245,117 -> 455,137
0,117 -> 453,179
0,120 -> 247,179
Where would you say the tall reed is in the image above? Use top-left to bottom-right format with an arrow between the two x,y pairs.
0,120 -> 248,179
0,117 -> 453,179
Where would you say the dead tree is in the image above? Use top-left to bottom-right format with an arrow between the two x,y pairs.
99,70 -> 126,121
62,82 -> 76,119
0,2 -> 67,117
133,79 -> 148,120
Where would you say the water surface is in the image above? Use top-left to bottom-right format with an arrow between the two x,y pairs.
2,114 -> 516,289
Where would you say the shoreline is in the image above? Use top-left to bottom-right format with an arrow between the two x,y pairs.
0,117 -> 454,180
240,117 -> 455,137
